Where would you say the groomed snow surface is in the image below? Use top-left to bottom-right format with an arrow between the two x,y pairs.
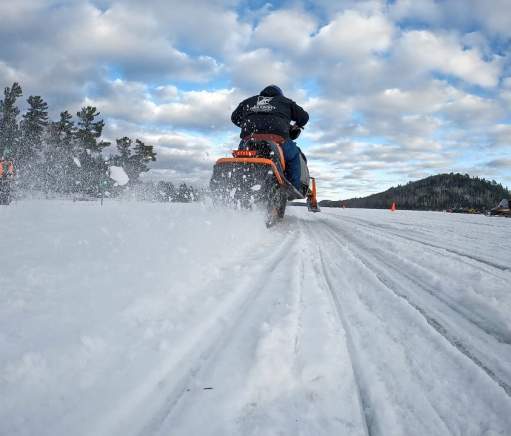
1,201 -> 511,436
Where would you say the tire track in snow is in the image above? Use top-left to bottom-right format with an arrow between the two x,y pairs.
320,220 -> 511,399
92,232 -> 298,436
303,220 -> 373,436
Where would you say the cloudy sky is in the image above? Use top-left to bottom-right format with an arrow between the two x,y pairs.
1,0 -> 510,198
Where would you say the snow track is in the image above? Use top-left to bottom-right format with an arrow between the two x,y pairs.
1,201 -> 511,435
94,233 -> 298,436
319,218 -> 511,391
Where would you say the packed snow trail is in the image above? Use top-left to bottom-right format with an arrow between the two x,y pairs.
1,201 -> 511,435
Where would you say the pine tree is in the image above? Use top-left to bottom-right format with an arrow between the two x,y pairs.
75,106 -> 110,195
175,182 -> 192,202
115,136 -> 132,165
21,96 -> 48,156
156,181 -> 175,202
134,139 -> 156,169
125,139 -> 156,184
0,82 -> 22,159
75,106 -> 108,153
46,111 -> 77,193
19,95 -> 49,188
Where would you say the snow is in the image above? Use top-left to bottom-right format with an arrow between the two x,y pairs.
1,202 -> 511,436
109,166 -> 129,186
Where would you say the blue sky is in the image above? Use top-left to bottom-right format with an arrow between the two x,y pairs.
0,0 -> 510,198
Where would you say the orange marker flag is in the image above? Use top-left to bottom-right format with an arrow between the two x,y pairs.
390,202 -> 397,212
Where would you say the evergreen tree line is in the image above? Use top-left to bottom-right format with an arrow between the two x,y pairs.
320,173 -> 510,211
0,82 -> 200,202
153,181 -> 204,202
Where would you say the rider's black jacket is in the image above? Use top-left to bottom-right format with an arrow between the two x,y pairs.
231,86 -> 309,140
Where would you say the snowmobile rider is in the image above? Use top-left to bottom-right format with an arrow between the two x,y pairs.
231,85 -> 309,191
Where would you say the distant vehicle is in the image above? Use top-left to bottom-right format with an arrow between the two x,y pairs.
0,159 -> 15,205
488,198 -> 511,217
450,207 -> 482,214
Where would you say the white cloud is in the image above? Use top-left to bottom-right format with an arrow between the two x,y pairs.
119,0 -> 251,56
485,158 -> 511,169
252,9 -> 316,54
313,10 -> 394,58
85,79 -> 241,130
154,85 -> 179,101
391,0 -> 511,38
229,49 -> 293,90
395,30 -> 501,87
0,0 -> 56,25
390,0 -> 443,25
362,84 -> 448,115
153,89 -> 240,129
450,0 -> 511,38
490,125 -> 511,148
103,121 -> 221,185
443,92 -> 504,125
0,62 -> 25,87
0,1 -> 222,105
63,3 -> 221,81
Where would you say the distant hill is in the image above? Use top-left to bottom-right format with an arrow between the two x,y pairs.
320,173 -> 510,211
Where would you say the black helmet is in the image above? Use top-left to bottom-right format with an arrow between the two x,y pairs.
260,85 -> 283,97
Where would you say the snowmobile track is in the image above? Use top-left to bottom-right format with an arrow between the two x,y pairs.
320,220 -> 511,399
95,234 -> 298,436
144,236 -> 299,436
338,215 -> 510,273
322,219 -> 511,345
316,249 -> 373,436
299,220 -> 374,436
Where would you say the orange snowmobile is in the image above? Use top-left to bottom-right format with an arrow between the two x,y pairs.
210,127 -> 319,226
0,159 -> 15,205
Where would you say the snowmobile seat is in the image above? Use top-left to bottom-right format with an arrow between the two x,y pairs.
241,134 -> 286,170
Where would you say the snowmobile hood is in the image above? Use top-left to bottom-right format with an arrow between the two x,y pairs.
260,85 -> 283,97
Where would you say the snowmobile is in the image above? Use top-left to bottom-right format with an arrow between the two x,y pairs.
0,159 -> 15,205
210,125 -> 319,226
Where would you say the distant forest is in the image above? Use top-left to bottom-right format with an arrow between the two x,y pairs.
320,173 -> 510,211
0,82 -> 199,201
